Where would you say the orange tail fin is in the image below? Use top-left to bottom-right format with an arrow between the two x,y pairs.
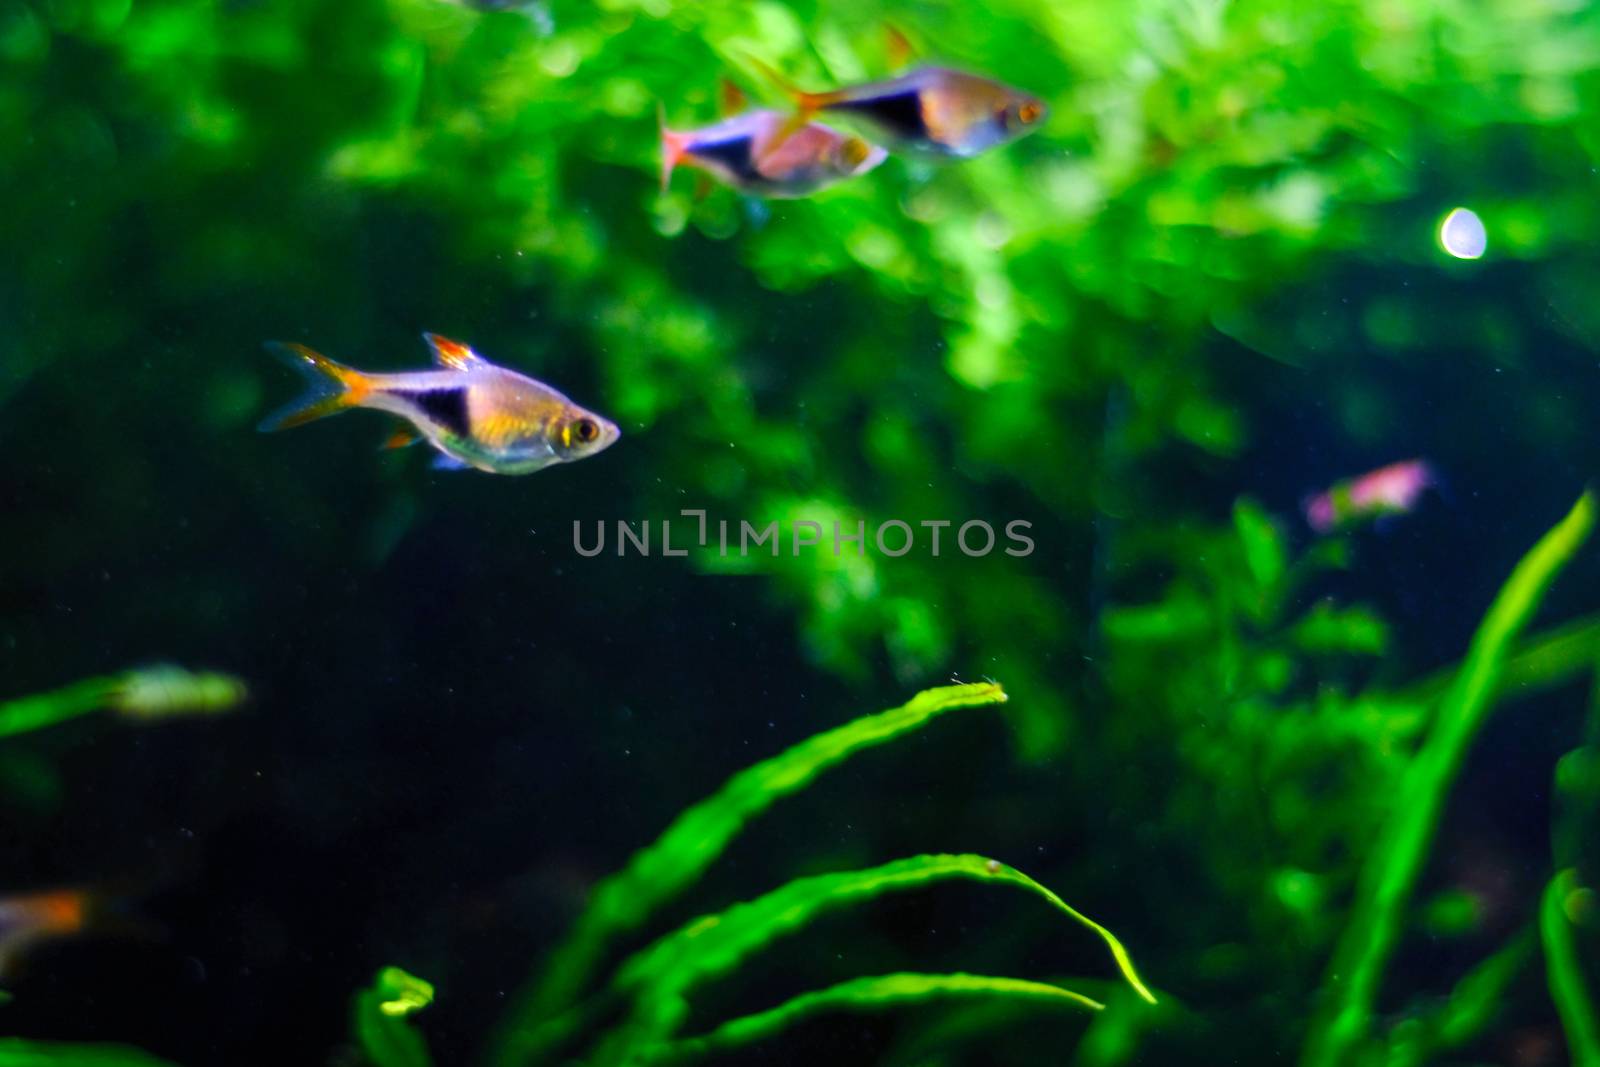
258,342 -> 370,432
658,103 -> 690,193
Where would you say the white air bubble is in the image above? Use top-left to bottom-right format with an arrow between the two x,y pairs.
1439,207 -> 1486,260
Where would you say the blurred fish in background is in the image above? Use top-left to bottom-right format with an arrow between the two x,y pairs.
659,108 -> 886,198
1303,459 -> 1437,533
744,56 -> 1048,159
0,890 -> 93,980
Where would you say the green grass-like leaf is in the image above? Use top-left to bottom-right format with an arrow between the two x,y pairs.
592,853 -> 1152,1063
0,668 -> 245,741
1541,870 -> 1600,1067
0,678 -> 119,740
1381,926 -> 1535,1067
616,853 -> 1152,1007
352,967 -> 435,1067
1397,610 -> 1600,708
491,682 -> 1009,1065
0,1039 -> 179,1066
645,972 -> 1103,1063
1303,491 -> 1596,1067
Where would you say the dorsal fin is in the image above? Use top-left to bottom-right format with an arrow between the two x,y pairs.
422,332 -> 487,372
884,23 -> 917,70
719,77 -> 748,117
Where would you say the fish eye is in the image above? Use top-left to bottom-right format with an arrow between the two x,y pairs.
1018,101 -> 1043,125
840,137 -> 870,168
572,417 -> 600,444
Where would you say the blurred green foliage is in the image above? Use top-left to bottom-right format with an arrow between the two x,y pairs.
0,1040 -> 177,1067
352,966 -> 437,1067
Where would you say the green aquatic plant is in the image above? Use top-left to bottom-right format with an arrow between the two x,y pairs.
493,681 -> 1007,1059
0,667 -> 246,740
0,1040 -> 179,1067
1379,928 -> 1536,1067
353,966 -> 437,1067
591,853 -> 1147,1065
647,972 -> 1102,1063
4,0 -> 1599,1062
491,683 -> 1151,1066
1303,491 -> 1597,1067
18,0 -> 1598,771
1542,870 -> 1600,1067
1099,496 -> 1414,944
1397,610 -> 1600,708
1086,489 -> 1600,1064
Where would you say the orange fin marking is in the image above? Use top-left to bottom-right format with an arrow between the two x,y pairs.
422,332 -> 481,371
381,426 -> 421,450
30,890 -> 89,934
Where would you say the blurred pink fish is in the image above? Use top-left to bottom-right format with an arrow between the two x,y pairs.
1304,459 -> 1436,533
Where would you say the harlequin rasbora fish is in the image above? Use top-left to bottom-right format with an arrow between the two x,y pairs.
746,57 -> 1048,159
659,107 -> 886,198
260,334 -> 619,475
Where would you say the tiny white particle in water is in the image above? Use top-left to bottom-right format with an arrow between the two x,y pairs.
1439,207 -> 1486,259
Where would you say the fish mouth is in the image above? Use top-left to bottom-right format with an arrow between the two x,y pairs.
856,143 -> 890,175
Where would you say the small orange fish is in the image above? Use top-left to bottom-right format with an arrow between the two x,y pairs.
659,108 -> 886,198
1304,460 -> 1436,533
747,57 -> 1047,159
260,334 -> 619,475
0,889 -> 91,977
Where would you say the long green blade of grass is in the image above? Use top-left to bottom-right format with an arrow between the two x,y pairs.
0,678 -> 119,740
642,972 -> 1103,1063
1541,870 -> 1600,1067
589,853 -> 1153,1063
1302,490 -> 1596,1067
489,682 -> 1009,1066
0,1039 -> 180,1066
0,668 -> 245,741
1382,925 -> 1535,1067
1396,610 -> 1600,708
617,853 -> 1153,1007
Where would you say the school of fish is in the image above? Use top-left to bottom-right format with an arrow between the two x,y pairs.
659,55 -> 1048,198
263,34 -> 1049,472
